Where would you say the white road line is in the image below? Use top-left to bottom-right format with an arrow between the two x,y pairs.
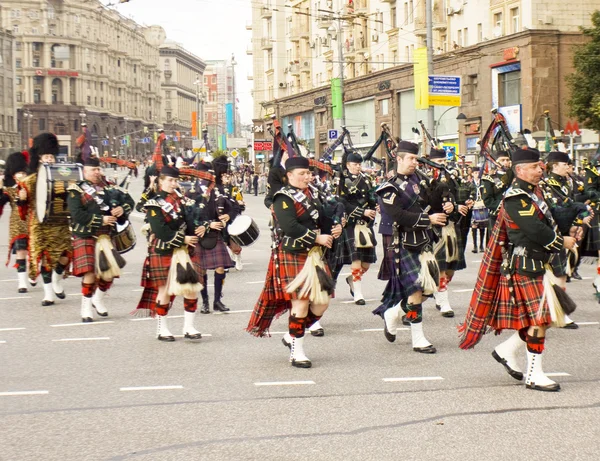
582,277 -> 592,280
383,377 -> 444,382
268,331 -> 287,335
453,289 -> 474,293
66,293 -> 83,297
472,260 -> 482,264
0,327 -> 25,332
575,322 -> 599,326
120,385 -> 184,391
213,309 -> 253,315
546,372 -> 571,377
0,341 -> 6,344
0,296 -> 32,301
340,298 -> 378,304
0,279 -> 17,282
355,328 -> 410,332
0,390 -> 49,396
255,381 -> 315,387
130,314 -> 184,322
50,321 -> 115,327
52,337 -> 111,342
246,281 -> 265,284
132,288 -> 144,292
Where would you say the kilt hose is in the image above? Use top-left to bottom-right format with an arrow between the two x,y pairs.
372,246 -> 424,318
247,246 -> 331,337
72,237 -> 97,276
337,224 -> 377,266
377,234 -> 394,281
195,234 -> 234,271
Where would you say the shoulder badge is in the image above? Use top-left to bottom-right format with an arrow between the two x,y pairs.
282,201 -> 289,209
520,199 -> 528,208
150,210 -> 157,217
382,191 -> 396,205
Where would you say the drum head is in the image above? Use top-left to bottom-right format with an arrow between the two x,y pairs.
36,164 -> 49,223
228,215 -> 252,236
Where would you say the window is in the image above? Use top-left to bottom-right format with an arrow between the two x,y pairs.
34,90 -> 41,103
100,82 -> 103,91
464,74 -> 478,103
463,28 -> 468,46
499,70 -> 521,106
13,25 -> 19,34
381,98 -> 390,116
34,76 -> 43,85
494,12 -> 503,36
101,98 -> 104,108
457,30 -> 462,47
118,102 -> 122,112
166,111 -> 172,121
100,65 -> 103,74
74,14 -> 80,24
133,64 -> 137,74
87,96 -> 91,105
74,119 -> 79,132
15,42 -> 22,51
390,6 -> 397,28
11,9 -> 21,19
409,0 -> 413,23
39,119 -> 46,131
165,91 -> 171,98
33,58 -> 40,67
404,2 -> 408,23
48,6 -> 55,19
17,92 -> 22,102
16,77 -> 22,85
15,59 -> 21,69
510,8 -> 520,33
118,88 -> 121,96
478,23 -> 483,42
212,76 -> 216,84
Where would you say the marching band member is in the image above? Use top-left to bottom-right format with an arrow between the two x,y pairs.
0,151 -> 32,293
264,151 -> 288,209
583,157 -> 600,301
481,151 -> 512,238
141,165 -> 203,341
19,133 -> 72,306
338,151 -> 378,305
193,160 -> 236,314
460,148 -> 579,391
247,156 -> 341,368
67,157 -> 134,322
469,169 -> 488,253
373,141 -> 450,353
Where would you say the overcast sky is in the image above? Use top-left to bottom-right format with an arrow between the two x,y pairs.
101,0 -> 253,124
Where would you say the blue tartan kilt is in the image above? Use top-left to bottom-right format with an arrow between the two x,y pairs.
582,212 -> 600,255
434,223 -> 467,272
337,224 -> 377,265
372,246 -> 422,317
377,234 -> 395,281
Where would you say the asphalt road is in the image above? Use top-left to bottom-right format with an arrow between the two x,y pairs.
1,170 -> 599,461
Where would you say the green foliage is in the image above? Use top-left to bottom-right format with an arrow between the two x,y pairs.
567,11 -> 600,130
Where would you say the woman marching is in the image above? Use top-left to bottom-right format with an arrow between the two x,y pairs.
140,164 -> 204,341
0,151 -> 33,293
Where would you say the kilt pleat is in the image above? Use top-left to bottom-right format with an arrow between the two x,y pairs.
582,212 -> 600,255
377,234 -> 394,281
72,236 -> 96,276
141,243 -> 171,288
195,235 -> 234,270
335,224 -> 377,265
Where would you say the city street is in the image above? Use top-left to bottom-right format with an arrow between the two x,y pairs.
1,172 -> 600,460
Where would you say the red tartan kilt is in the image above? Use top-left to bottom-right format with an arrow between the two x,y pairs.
490,272 -> 551,331
141,244 -> 172,288
278,249 -> 308,301
72,237 -> 96,276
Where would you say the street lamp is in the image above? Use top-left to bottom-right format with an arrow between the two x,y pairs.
79,110 -> 86,126
23,109 -> 33,148
230,54 -> 237,137
193,74 -> 204,139
433,106 -> 466,140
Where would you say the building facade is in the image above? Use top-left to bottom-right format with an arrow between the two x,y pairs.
0,0 -> 166,158
159,41 -> 206,150
250,0 -> 597,161
0,28 -> 19,159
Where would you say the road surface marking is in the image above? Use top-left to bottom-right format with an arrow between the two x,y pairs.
0,279 -> 17,282
120,385 -> 184,392
0,296 -> 32,301
582,277 -> 592,280
0,390 -> 49,396
213,309 -> 252,315
546,372 -> 571,377
472,260 -> 482,264
576,322 -> 599,326
356,328 -> 410,332
453,289 -> 474,293
130,314 -> 184,322
246,281 -> 265,284
0,341 -> 6,344
67,293 -> 83,297
50,321 -> 115,327
132,288 -> 144,292
340,298 -> 378,304
52,337 -> 111,342
172,334 -> 212,338
383,377 -> 444,382
0,327 -> 25,332
255,381 -> 315,387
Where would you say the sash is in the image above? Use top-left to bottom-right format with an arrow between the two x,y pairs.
276,187 -> 320,226
81,182 -> 109,212
155,196 -> 181,220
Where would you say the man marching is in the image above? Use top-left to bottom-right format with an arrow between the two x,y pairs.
460,148 -> 579,392
67,157 -> 134,322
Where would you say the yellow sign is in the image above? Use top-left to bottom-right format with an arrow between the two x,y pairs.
230,150 -> 239,158
428,94 -> 461,106
413,47 -> 429,110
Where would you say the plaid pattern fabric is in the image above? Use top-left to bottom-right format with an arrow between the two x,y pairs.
435,222 -> 467,272
72,236 -> 96,276
141,242 -> 172,287
377,235 -> 395,281
459,207 -> 550,349
336,224 -> 377,265
11,237 -> 28,252
550,250 -> 567,277
195,235 -> 234,270
582,212 -> 600,255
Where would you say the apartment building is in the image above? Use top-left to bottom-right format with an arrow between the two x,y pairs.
204,59 -> 240,150
0,28 -> 19,159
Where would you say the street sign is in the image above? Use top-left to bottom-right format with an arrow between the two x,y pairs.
121,139 -> 127,146
230,150 -> 239,158
102,140 -> 109,146
253,140 -> 272,151
256,154 -> 265,159
328,129 -> 339,140
173,137 -> 179,142
428,75 -> 461,106
564,120 -> 581,136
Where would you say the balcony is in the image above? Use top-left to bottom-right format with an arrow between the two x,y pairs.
289,64 -> 300,76
317,14 -> 333,29
261,38 -> 273,50
260,7 -> 272,19
246,44 -> 253,55
290,25 -> 310,42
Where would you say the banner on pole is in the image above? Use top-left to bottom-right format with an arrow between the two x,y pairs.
331,78 -> 343,119
225,104 -> 234,135
191,112 -> 198,138
414,47 -> 429,110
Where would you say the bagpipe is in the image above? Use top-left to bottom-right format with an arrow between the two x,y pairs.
478,109 -> 518,167
98,157 -> 138,189
543,110 -> 565,152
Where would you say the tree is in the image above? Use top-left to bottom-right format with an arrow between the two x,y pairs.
567,11 -> 600,130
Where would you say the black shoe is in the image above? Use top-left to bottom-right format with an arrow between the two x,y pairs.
81,317 -> 93,323
200,300 -> 210,314
213,300 -> 230,312
291,359 -> 312,368
571,271 -> 582,281
563,322 -> 579,330
471,248 -> 478,254
55,291 -> 66,300
401,315 -> 410,326
310,328 -> 324,337
282,336 -> 291,349
41,300 -> 55,307
158,334 -> 175,342
18,288 -> 28,293
383,318 -> 396,343
479,247 -> 484,252
413,345 -> 437,354
355,298 -> 366,306
566,276 -> 571,283
492,350 -> 524,381
346,275 -> 354,297
441,310 -> 455,318
29,279 -> 37,287
526,382 -> 561,392
184,332 -> 202,340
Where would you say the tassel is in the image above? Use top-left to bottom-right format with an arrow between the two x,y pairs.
565,247 -> 578,277
176,262 -> 188,284
286,247 -> 331,304
359,231 -> 368,247
316,265 -> 335,296
541,267 -> 573,327
442,225 -> 459,262
552,284 -> 577,315
185,262 -> 200,284
167,247 -> 203,297
98,250 -> 110,272
112,249 -> 127,269
417,250 -> 439,295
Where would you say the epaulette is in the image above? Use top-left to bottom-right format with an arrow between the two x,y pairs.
546,178 -> 561,187
375,181 -> 398,195
145,198 -> 161,208
66,182 -> 84,194
481,175 -> 494,183
504,187 -> 528,199
585,166 -> 599,177
273,188 -> 295,201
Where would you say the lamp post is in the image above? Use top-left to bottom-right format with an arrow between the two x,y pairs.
433,106 -> 466,140
328,19 -> 346,126
79,110 -> 86,126
23,109 -> 33,149
230,54 -> 237,137
193,74 -> 204,139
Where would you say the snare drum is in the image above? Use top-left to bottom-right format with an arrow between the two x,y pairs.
36,163 -> 83,224
228,215 -> 260,247
112,221 -> 137,254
